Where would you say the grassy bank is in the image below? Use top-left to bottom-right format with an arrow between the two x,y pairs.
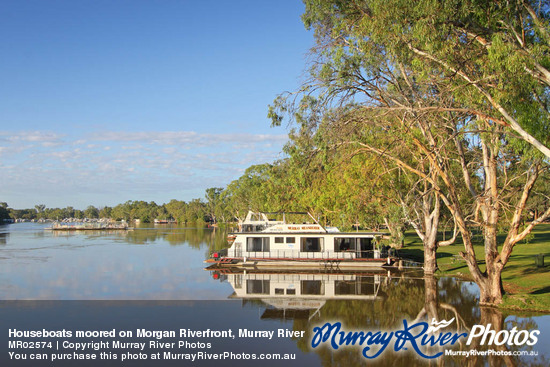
398,224 -> 550,312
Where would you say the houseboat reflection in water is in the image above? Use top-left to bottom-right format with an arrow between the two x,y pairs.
209,268 -> 397,320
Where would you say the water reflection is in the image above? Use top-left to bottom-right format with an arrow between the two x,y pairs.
209,268 -> 548,366
223,270 -> 389,321
40,223 -> 229,253
0,226 -> 8,245
0,224 -> 231,300
1,224 -> 548,365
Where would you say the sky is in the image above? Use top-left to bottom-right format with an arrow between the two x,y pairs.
0,0 -> 314,209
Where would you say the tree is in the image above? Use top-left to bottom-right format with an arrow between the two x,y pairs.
165,199 -> 188,224
111,201 -> 131,221
34,204 -> 46,218
301,0 -> 550,158
99,206 -> 112,219
205,187 -> 223,224
186,199 -> 207,224
277,112 -> 408,234
155,205 -> 169,221
270,0 -> 550,303
0,202 -> 10,222
84,205 -> 99,219
223,164 -> 274,220
63,206 -> 75,219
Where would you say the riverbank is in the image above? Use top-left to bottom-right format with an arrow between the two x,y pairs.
398,224 -> 550,312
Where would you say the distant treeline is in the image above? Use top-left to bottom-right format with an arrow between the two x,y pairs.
2,200 -> 211,225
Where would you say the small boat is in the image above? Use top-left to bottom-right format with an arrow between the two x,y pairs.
205,211 -> 395,270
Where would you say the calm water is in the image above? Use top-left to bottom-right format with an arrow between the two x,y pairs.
0,222 -> 231,299
0,223 -> 548,366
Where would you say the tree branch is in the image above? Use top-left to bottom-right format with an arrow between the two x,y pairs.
408,44 -> 550,159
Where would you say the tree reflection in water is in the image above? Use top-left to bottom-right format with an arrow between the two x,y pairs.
216,269 -> 547,366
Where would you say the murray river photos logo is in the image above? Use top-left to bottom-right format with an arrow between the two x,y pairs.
311,318 -> 540,359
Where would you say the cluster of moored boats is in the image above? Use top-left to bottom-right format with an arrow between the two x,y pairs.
45,221 -> 131,231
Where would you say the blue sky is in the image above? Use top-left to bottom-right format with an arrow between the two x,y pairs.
0,0 -> 313,209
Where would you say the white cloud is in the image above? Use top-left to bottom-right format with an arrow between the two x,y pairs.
0,129 -> 288,208
89,131 -> 287,147
0,131 -> 65,143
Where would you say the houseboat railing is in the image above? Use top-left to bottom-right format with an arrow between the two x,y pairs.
232,250 -> 380,259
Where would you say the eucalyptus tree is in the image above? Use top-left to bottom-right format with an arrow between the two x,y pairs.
299,0 -> 550,158
111,201 -> 132,221
279,108 -> 410,236
185,199 -> 207,224
277,100 -> 459,273
84,205 -> 99,219
164,199 -> 188,224
155,205 -> 169,222
0,202 -> 10,222
98,206 -> 112,219
270,18 -> 460,275
34,204 -> 46,218
270,0 -> 550,303
222,164 -> 275,220
205,187 -> 223,224
73,209 -> 84,219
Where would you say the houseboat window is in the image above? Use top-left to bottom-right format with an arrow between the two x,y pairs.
275,288 -> 284,295
301,237 -> 323,252
334,237 -> 373,257
242,224 -> 265,232
334,238 -> 356,252
246,279 -> 270,294
301,280 -> 324,295
274,237 -> 284,244
286,237 -> 295,243
357,238 -> 373,258
246,237 -> 270,252
286,289 -> 296,295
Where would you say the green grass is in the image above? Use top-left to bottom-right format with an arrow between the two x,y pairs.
398,224 -> 550,312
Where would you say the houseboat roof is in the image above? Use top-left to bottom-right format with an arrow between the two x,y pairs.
236,211 -> 388,236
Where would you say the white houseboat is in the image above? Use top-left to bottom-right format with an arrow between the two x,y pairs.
206,211 -> 394,270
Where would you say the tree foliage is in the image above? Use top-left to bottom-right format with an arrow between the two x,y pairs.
267,0 -> 550,303
301,0 -> 550,158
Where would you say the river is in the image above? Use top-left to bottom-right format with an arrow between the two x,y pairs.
0,223 -> 548,366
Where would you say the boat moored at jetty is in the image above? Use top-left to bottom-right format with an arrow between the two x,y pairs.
154,219 -> 177,224
206,211 -> 394,270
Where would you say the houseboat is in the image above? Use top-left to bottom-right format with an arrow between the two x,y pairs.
205,211 -> 394,270
154,219 -> 176,224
